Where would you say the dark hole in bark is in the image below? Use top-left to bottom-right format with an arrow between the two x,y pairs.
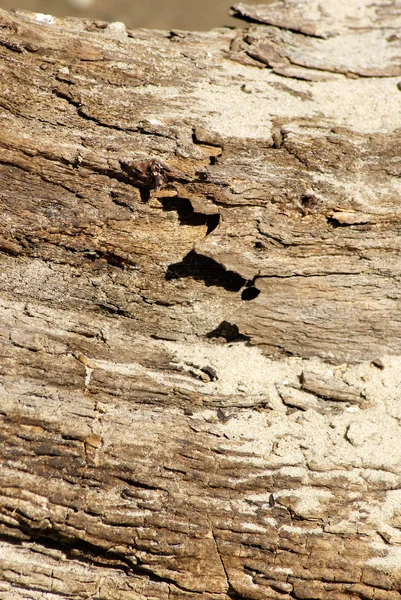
166,250 -> 245,291
206,321 -> 250,343
326,216 -> 353,228
160,197 -> 220,234
300,194 -> 322,213
139,188 -> 151,203
241,286 -> 260,300
205,213 -> 220,234
301,195 -> 312,206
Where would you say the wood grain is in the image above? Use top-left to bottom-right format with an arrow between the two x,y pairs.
1,3 -> 401,598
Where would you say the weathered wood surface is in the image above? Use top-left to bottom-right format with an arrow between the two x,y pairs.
1,2 -> 401,598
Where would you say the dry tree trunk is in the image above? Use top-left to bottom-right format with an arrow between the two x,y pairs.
1,1 -> 401,598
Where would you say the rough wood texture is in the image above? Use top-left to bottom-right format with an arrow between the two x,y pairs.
1,2 -> 401,599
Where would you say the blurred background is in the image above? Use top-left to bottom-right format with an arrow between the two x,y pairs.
0,0 -> 255,30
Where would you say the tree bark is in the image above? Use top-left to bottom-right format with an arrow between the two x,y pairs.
1,2 -> 401,598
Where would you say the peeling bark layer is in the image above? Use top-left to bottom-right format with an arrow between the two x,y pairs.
1,2 -> 401,599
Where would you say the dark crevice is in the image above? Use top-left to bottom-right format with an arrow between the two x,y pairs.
36,239 -> 135,270
205,213 -> 220,235
257,231 -> 292,247
1,227 -> 136,270
206,321 -> 250,343
166,250 -> 245,291
227,585 -> 253,600
326,216 -> 347,228
0,38 -> 26,53
159,197 -> 220,234
168,30 -> 188,39
191,129 -> 223,149
52,88 -> 118,130
118,474 -> 166,492
0,530 -> 200,595
0,242 -> 22,257
132,559 -> 207,595
0,529 -> 129,573
0,158 -> 84,198
279,138 -> 310,168
230,11 -> 324,39
300,194 -> 319,210
51,88 -> 131,133
241,277 -> 261,301
109,191 -> 136,212
85,249 -> 136,268
254,241 -> 265,250
52,88 -> 80,108
241,286 -> 260,301
95,302 -> 131,317
80,163 -> 140,190
140,187 -> 151,203
326,216 -> 364,228
136,124 -> 175,140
